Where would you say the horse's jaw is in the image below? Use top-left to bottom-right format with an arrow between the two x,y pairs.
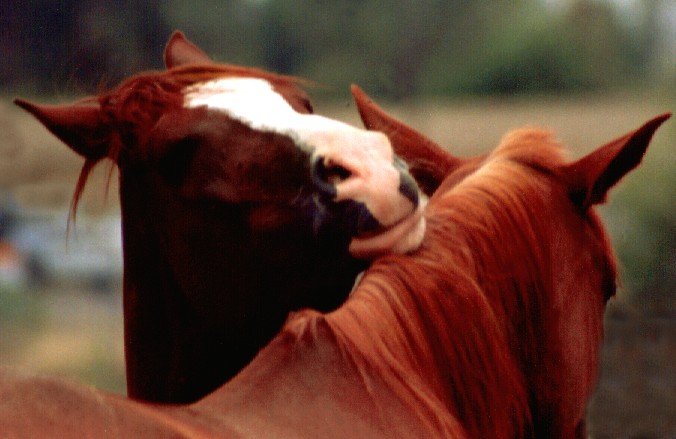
348,198 -> 427,259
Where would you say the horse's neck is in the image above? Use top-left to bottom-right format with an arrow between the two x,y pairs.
196,228 -> 529,436
336,261 -> 530,438
195,310 -> 468,438
422,171 -> 608,437
117,171 -> 362,403
118,177 -> 196,401
118,174 -> 273,403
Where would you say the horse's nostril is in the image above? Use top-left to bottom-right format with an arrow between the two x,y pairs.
326,163 -> 352,184
311,155 -> 351,198
319,157 -> 352,184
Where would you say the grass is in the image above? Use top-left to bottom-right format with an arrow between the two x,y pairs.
0,287 -> 126,394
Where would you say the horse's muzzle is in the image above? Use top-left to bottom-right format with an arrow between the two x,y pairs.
310,153 -> 423,242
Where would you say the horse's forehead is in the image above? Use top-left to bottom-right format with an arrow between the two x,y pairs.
182,77 -> 391,156
184,77 -> 296,134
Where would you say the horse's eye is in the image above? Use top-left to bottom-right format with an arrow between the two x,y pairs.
158,137 -> 199,186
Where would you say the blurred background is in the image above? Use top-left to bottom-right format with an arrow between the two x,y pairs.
0,1 -> 673,437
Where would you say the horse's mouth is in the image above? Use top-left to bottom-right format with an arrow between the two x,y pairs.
348,198 -> 427,259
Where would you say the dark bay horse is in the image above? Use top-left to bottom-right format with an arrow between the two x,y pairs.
1,110 -> 668,437
13,32 -> 426,403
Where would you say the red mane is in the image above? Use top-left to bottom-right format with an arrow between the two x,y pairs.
276,129 -> 617,437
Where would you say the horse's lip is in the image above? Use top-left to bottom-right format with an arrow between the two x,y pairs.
348,198 -> 427,259
353,196 -> 421,239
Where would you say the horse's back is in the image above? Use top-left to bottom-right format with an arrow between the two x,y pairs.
0,367 -> 218,438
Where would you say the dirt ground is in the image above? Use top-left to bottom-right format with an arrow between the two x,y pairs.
1,94 -> 674,437
587,302 -> 676,438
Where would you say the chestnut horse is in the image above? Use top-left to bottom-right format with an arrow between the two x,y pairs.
351,91 -> 672,437
1,109 -> 668,437
13,32 -> 426,403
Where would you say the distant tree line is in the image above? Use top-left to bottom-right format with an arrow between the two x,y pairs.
1,0 -> 672,99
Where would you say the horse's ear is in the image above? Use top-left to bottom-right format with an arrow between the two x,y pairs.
164,31 -> 213,69
563,112 -> 671,210
14,98 -> 110,160
351,84 -> 465,194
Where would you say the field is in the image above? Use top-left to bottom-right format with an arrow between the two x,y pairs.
1,94 -> 674,437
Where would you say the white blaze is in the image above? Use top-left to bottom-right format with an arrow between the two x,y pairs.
184,77 -> 354,150
184,78 -> 302,138
183,77 -> 426,258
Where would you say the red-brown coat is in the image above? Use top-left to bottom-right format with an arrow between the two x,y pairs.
1,111 -> 668,438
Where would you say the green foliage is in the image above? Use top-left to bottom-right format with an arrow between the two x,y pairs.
420,1 -> 654,96
6,0 -> 670,99
458,9 -> 582,93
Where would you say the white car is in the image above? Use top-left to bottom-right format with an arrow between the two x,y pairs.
5,206 -> 123,291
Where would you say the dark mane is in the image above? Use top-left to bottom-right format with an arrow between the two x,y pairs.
70,64 -> 313,221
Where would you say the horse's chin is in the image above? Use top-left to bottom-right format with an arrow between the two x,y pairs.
348,199 -> 427,259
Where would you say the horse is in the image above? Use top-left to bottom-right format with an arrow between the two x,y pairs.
350,90 -> 673,437
13,32 -> 427,404
1,106 -> 668,437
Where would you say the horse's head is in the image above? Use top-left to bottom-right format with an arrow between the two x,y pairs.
14,33 -> 427,307
15,33 -> 424,261
13,32 -> 426,402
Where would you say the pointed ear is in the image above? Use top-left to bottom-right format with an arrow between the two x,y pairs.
563,112 -> 671,210
164,31 -> 213,69
14,98 -> 110,160
351,84 -> 466,194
